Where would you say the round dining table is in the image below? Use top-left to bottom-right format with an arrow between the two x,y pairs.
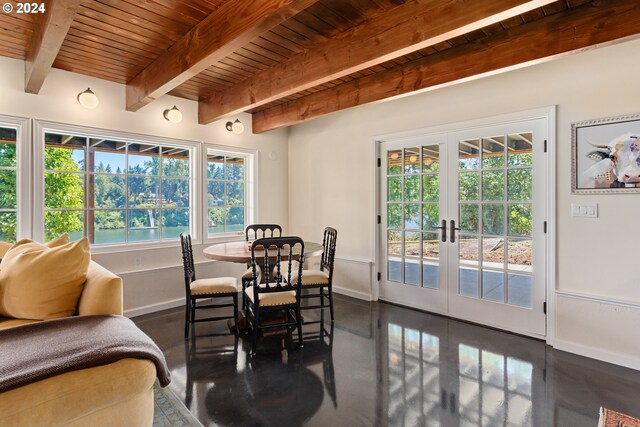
203,240 -> 323,264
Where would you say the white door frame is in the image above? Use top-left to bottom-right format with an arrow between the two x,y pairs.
372,106 -> 556,343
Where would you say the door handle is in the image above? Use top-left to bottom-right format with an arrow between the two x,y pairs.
436,219 -> 447,242
449,220 -> 460,243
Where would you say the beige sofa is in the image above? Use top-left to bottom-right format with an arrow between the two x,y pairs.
0,261 -> 157,427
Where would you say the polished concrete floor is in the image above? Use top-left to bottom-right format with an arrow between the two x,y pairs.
134,296 -> 640,426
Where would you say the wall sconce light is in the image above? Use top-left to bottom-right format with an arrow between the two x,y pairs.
225,119 -> 244,134
77,88 -> 99,109
163,106 -> 182,123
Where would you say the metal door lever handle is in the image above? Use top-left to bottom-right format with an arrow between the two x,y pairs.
450,220 -> 460,243
435,219 -> 447,242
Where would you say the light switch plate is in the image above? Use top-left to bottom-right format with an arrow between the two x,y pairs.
571,203 -> 598,218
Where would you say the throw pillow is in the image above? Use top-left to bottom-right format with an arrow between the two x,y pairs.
0,238 -> 90,320
0,234 -> 67,263
0,242 -> 11,260
45,234 -> 69,248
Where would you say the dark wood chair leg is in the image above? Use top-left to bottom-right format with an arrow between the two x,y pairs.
184,299 -> 191,339
242,279 -> 248,312
233,293 -> 239,336
328,287 -> 334,322
296,307 -> 304,348
251,310 -> 258,354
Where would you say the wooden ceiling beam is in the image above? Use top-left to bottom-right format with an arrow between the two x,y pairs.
125,0 -> 319,112
25,0 -> 82,94
199,0 -> 556,124
252,0 -> 640,133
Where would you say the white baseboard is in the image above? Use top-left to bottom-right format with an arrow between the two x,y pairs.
553,290 -> 640,370
124,297 -> 185,318
333,285 -> 372,301
552,338 -> 640,371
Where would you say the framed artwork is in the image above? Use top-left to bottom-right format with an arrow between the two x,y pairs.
572,113 -> 640,194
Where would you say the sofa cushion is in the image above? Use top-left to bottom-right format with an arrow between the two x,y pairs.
0,358 -> 155,427
0,317 -> 38,331
0,238 -> 90,320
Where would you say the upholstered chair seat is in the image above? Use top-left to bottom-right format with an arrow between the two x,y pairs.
291,269 -> 329,286
244,289 -> 296,307
190,278 -> 237,295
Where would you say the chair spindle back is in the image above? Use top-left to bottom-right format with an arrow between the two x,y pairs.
245,224 -> 282,241
180,233 -> 196,294
250,237 -> 304,297
320,227 -> 338,275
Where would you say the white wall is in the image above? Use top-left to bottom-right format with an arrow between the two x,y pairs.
0,56 -> 290,315
287,38 -> 640,370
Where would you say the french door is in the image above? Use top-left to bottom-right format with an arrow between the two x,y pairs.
379,118 -> 547,338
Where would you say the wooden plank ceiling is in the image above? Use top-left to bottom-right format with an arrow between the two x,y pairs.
0,0 -> 638,133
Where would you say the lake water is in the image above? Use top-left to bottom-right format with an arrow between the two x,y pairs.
68,226 -> 188,244
67,225 -> 244,244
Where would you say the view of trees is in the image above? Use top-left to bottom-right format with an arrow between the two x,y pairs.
44,147 -> 85,241
0,135 -> 17,242
0,132 -> 251,244
207,155 -> 245,233
387,142 -> 533,266
43,139 -> 192,243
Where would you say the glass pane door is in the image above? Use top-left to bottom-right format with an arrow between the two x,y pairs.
380,136 -> 448,314
456,133 -> 533,307
447,119 -> 546,338
379,115 -> 547,338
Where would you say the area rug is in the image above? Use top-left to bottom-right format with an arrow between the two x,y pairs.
153,382 -> 203,427
599,408 -> 640,427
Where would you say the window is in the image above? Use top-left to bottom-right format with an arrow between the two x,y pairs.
39,126 -> 194,246
0,116 -> 29,244
0,126 -> 18,242
206,149 -> 253,237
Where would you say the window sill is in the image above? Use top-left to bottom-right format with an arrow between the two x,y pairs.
88,232 -> 247,255
90,239 -> 188,255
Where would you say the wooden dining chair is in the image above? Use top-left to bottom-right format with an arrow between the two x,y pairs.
245,236 -> 304,354
295,227 -> 338,322
181,233 -> 239,339
241,224 -> 282,311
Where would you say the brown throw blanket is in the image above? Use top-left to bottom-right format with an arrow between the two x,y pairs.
0,315 -> 171,394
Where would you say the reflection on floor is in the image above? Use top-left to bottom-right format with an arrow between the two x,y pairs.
134,296 -> 640,426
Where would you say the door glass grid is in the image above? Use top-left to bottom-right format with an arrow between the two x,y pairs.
386,146 -> 440,289
458,344 -> 533,426
458,133 -> 533,307
387,324 -> 440,424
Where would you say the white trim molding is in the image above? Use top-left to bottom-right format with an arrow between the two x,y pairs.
124,297 -> 185,318
553,290 -> 640,370
555,289 -> 640,310
333,285 -> 372,301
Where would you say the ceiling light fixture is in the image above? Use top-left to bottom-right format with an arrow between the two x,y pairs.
77,88 -> 99,109
225,119 -> 244,135
163,106 -> 182,123
409,155 -> 418,163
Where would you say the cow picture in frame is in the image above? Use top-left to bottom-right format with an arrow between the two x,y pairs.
572,113 -> 640,194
